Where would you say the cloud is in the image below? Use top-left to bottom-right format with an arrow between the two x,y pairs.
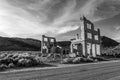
0,1 -> 45,37
0,0 -> 82,39
113,34 -> 120,41
115,26 -> 120,31
113,26 -> 120,41
94,0 -> 120,22
0,0 -> 120,40
57,25 -> 79,34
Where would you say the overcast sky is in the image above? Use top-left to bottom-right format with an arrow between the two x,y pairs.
0,0 -> 120,41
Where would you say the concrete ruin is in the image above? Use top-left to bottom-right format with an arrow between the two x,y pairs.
71,16 -> 101,57
41,35 -> 56,53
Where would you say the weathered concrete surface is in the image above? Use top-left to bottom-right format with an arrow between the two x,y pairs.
71,17 -> 101,57
0,61 -> 120,80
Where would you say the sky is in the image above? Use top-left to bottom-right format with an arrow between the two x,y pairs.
0,0 -> 120,41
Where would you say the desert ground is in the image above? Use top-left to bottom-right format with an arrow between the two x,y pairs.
0,60 -> 120,80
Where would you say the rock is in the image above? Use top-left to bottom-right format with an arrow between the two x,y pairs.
69,53 -> 76,58
72,57 -> 82,63
62,58 -> 74,64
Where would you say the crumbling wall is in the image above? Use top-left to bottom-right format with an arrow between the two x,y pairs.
71,16 -> 101,57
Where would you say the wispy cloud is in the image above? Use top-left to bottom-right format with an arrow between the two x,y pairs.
0,0 -> 120,40
115,26 -> 120,31
0,0 -> 82,38
57,25 -> 79,34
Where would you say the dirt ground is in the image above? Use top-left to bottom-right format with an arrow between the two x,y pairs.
0,60 -> 120,80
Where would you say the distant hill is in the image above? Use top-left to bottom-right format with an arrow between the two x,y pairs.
57,36 -> 120,48
57,41 -> 71,49
0,37 -> 41,51
101,36 -> 119,48
0,36 -> 118,51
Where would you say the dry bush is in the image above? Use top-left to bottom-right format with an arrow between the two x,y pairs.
72,57 -> 83,63
62,58 -> 74,64
101,45 -> 120,57
8,63 -> 15,68
62,57 -> 94,64
0,52 -> 44,70
0,64 -> 8,71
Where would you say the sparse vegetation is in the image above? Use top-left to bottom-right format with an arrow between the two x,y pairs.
0,52 -> 45,71
62,57 -> 94,64
0,36 -> 119,71
101,44 -> 120,58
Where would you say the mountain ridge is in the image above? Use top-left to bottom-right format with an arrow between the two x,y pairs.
0,36 -> 118,51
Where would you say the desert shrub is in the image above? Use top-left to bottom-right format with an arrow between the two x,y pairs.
68,53 -> 76,58
12,57 -> 19,65
62,58 -> 74,64
12,53 -> 19,59
0,64 -> 8,71
16,53 -> 30,59
80,57 -> 94,62
101,45 -> 120,57
8,63 -> 15,68
17,58 -> 32,67
0,57 -> 13,65
33,56 -> 44,65
0,53 -> 7,59
16,53 -> 44,67
80,58 -> 87,62
93,57 -> 109,61
62,57 -> 94,64
0,52 -> 45,70
85,58 -> 94,62
72,57 -> 82,63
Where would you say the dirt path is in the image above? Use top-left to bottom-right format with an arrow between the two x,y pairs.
0,61 -> 120,80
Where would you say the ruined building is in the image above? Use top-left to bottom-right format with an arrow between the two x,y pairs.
41,35 -> 57,53
71,16 -> 101,57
